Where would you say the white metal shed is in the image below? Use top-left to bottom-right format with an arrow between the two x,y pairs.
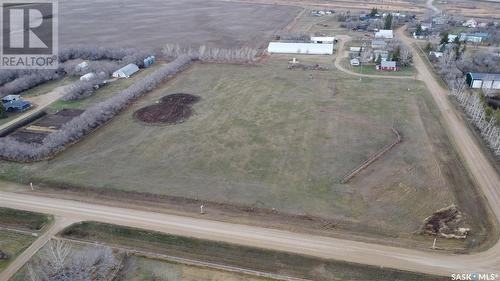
267,42 -> 334,55
112,64 -> 140,78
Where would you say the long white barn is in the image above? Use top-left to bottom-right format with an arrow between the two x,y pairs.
267,42 -> 334,55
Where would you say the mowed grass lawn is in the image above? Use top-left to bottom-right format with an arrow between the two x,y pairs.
0,230 -> 36,271
116,256 -> 269,281
3,56 -> 473,238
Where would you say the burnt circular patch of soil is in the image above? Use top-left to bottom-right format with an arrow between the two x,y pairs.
134,93 -> 200,125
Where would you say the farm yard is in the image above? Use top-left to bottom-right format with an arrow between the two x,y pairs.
57,0 -> 300,49
0,53 -> 488,248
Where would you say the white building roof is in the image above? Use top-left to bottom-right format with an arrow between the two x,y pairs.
448,34 -> 459,42
350,47 -> 362,52
113,63 -> 139,77
267,42 -> 334,55
1,94 -> 20,101
80,73 -> 97,81
375,30 -> 394,39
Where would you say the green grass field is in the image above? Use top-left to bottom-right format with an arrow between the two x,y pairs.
0,55 -> 489,248
0,208 -> 51,272
0,230 -> 36,271
0,207 -> 51,231
116,255 -> 270,281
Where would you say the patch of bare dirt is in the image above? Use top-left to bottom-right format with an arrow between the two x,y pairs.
134,93 -> 200,125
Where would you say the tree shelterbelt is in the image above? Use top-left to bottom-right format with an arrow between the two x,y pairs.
438,47 -> 500,156
0,45 -> 259,162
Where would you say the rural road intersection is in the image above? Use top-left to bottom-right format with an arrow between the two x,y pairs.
0,189 -> 499,278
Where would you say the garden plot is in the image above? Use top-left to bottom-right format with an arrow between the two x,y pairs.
10,109 -> 84,144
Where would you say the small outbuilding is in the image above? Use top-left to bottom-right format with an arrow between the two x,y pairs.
429,51 -> 443,58
112,63 -> 140,78
75,61 -> 89,72
80,73 -> 97,81
143,56 -> 156,68
466,72 -> 500,90
350,58 -> 360,66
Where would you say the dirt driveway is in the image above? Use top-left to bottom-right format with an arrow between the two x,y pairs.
0,86 -> 68,132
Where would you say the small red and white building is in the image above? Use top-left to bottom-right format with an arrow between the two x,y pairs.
376,60 -> 399,71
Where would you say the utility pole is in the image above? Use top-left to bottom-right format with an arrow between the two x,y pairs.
432,238 -> 437,249
30,182 -> 33,191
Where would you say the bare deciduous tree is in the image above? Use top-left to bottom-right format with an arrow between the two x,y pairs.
26,240 -> 118,281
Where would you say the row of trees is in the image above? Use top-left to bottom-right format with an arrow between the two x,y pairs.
449,78 -> 500,155
437,48 -> 500,156
0,55 -> 193,162
387,39 -> 413,66
0,70 -> 62,96
61,73 -> 108,101
163,44 -> 258,63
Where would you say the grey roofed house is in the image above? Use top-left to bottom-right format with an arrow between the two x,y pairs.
112,63 -> 140,78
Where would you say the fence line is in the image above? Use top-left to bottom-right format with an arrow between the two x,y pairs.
341,128 -> 402,184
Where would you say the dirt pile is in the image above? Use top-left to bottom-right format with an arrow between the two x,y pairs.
288,63 -> 329,71
0,250 -> 8,260
134,93 -> 200,125
419,205 -> 470,239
